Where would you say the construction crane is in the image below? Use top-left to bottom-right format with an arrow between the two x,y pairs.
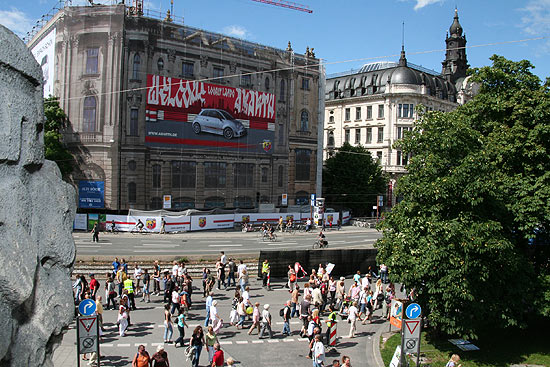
251,0 -> 312,13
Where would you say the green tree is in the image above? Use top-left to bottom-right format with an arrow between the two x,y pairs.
323,143 -> 387,215
376,55 -> 550,339
44,97 -> 73,176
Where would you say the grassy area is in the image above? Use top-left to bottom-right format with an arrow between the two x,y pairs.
380,321 -> 550,367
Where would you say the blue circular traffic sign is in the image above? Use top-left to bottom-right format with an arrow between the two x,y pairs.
79,299 -> 97,316
406,303 -> 422,319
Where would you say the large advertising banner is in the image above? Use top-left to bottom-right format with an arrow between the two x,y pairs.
190,214 -> 234,231
146,75 -> 276,154
165,215 -> 191,232
78,181 -> 105,209
31,28 -> 56,97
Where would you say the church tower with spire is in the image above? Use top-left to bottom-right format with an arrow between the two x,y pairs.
441,8 -> 468,84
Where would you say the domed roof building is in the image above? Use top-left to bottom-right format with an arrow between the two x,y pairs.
324,9 -> 472,208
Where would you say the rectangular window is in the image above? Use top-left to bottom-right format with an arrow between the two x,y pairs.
398,104 -> 414,118
301,78 -> 310,90
152,164 -> 161,189
345,129 -> 350,143
295,149 -> 311,181
366,128 -> 372,144
241,73 -> 252,87
204,162 -> 226,188
355,107 -> 361,120
129,108 -> 138,136
396,150 -> 402,166
377,127 -> 384,143
377,151 -> 383,162
345,108 -> 350,121
355,128 -> 361,144
182,61 -> 194,77
213,66 -> 224,82
86,48 -> 99,74
396,151 -> 409,166
234,163 -> 254,188
397,126 -> 412,139
171,161 -> 196,188
378,104 -> 384,118
366,105 -> 372,119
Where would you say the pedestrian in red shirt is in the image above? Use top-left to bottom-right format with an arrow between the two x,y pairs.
211,343 -> 224,367
89,273 -> 99,300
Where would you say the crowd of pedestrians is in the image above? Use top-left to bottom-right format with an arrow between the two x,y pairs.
71,254 -> 407,366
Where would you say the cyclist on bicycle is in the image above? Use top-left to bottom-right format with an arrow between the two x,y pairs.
268,224 -> 276,240
286,218 -> 293,231
110,220 -> 116,233
318,231 -> 328,248
136,219 -> 145,232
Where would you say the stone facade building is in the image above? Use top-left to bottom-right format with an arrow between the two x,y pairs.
324,9 -> 470,205
29,4 -> 323,211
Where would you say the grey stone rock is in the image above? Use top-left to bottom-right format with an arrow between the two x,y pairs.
0,26 -> 76,366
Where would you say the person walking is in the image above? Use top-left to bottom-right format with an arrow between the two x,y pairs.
239,268 -> 249,293
142,269 -> 151,303
211,343 -> 224,367
106,276 -> 117,310
259,304 -> 273,339
347,301 -> 359,338
124,275 -> 136,311
151,344 -> 169,367
132,345 -> 151,367
247,301 -> 260,334
261,259 -> 270,288
210,300 -> 223,333
91,223 -> 99,242
236,297 -> 247,330
312,334 -> 326,367
174,311 -> 189,348
204,292 -> 213,326
282,300 -> 291,336
216,261 -> 226,290
190,326 -> 205,367
160,218 -> 166,234
117,300 -> 129,337
170,285 -> 181,316
288,265 -> 297,291
226,258 -> 236,288
229,290 -> 240,326
205,326 -> 218,365
133,263 -> 143,295
153,260 -> 161,296
291,284 -> 300,318
163,304 -> 173,343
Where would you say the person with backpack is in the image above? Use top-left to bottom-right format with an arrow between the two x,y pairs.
226,258 -> 237,288
132,345 -> 151,367
281,300 -> 291,336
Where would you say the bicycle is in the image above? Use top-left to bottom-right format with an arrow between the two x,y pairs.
285,225 -> 296,235
262,232 -> 277,242
312,238 -> 329,249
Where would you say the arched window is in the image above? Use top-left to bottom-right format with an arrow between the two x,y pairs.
128,182 -> 136,203
265,77 -> 270,90
204,196 -> 225,209
329,115 -> 334,123
152,164 -> 161,189
327,131 -> 335,146
150,197 -> 162,210
132,53 -> 141,79
280,79 -> 285,101
83,96 -> 96,132
157,57 -> 164,72
300,110 -> 309,131
173,197 -> 195,210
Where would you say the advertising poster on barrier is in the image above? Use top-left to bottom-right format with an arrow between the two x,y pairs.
190,214 -> 234,231
106,215 -> 133,232
323,213 -> 340,228
165,215 -> 191,232
342,211 -> 351,224
78,181 -> 105,209
145,75 -> 275,154
73,213 -> 87,230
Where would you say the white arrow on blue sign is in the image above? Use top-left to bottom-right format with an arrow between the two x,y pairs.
405,303 -> 421,319
78,299 -> 97,316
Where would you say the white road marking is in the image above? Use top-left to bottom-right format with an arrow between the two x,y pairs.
283,338 -> 295,342
219,341 -> 233,345
75,245 -> 101,248
117,343 -> 131,347
251,340 -> 263,344
267,339 -> 279,343
236,340 -> 248,344
102,344 -> 113,347
208,244 -> 243,247
200,240 -> 233,243
134,250 -> 180,253
151,342 -> 163,347
139,244 -> 180,247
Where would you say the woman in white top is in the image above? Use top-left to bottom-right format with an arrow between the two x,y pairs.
347,301 -> 359,338
210,300 -> 222,333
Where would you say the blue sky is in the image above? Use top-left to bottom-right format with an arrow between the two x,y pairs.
1,0 -> 550,80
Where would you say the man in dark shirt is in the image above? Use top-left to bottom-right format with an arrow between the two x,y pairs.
142,269 -> 151,303
300,294 -> 312,336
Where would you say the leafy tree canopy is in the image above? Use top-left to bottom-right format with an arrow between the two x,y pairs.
44,97 -> 73,177
323,142 -> 387,215
375,55 -> 550,339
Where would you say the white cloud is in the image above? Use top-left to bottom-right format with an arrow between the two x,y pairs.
223,25 -> 249,39
413,0 -> 444,11
520,0 -> 550,35
0,7 -> 33,37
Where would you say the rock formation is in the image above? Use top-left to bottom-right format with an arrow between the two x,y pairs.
0,25 -> 76,366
